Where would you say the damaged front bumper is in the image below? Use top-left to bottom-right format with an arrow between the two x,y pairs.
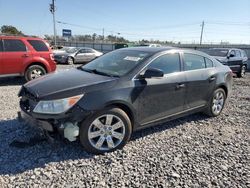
18,96 -> 91,141
18,110 -> 54,132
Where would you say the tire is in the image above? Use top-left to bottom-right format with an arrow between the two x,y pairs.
25,65 -> 46,81
67,57 -> 74,65
80,107 -> 132,154
237,65 -> 246,78
204,88 -> 226,117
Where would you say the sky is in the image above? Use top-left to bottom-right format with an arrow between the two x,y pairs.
0,0 -> 250,44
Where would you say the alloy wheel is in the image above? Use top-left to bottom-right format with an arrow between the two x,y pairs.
30,69 -> 43,79
241,66 -> 246,77
68,57 -> 74,65
212,91 -> 224,115
88,114 -> 125,151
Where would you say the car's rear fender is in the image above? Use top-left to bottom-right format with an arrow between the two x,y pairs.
22,57 -> 52,74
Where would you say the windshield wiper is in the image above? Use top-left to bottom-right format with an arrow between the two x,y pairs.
78,67 -> 119,77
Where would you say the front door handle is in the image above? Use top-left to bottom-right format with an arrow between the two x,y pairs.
176,83 -> 185,89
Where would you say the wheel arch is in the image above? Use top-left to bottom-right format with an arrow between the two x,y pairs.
23,62 -> 48,75
104,102 -> 135,130
68,56 -> 75,60
216,84 -> 228,97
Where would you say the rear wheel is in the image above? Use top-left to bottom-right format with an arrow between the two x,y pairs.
67,57 -> 74,65
204,88 -> 226,117
25,65 -> 46,81
237,65 -> 246,78
80,108 -> 132,154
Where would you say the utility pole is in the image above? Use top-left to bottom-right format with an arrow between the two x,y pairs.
102,28 -> 105,42
50,0 -> 57,46
200,20 -> 204,45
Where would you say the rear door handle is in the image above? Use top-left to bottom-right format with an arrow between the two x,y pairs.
176,83 -> 185,89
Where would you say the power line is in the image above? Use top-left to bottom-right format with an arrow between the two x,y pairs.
206,21 -> 250,26
55,19 -> 249,43
57,21 -> 102,31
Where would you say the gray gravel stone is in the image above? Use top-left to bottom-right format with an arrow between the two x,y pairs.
0,66 -> 249,187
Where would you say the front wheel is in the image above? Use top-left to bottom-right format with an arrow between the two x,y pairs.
67,57 -> 74,65
80,108 -> 132,154
204,88 -> 226,117
237,65 -> 246,78
25,65 -> 46,81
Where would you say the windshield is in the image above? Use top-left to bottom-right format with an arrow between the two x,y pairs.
81,50 -> 151,77
65,47 -> 79,53
207,49 -> 229,57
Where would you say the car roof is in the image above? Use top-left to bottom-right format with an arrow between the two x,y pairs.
122,47 -> 176,53
209,48 -> 242,51
119,47 -> 211,57
0,35 -> 44,40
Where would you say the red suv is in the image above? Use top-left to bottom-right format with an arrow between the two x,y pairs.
0,35 -> 56,81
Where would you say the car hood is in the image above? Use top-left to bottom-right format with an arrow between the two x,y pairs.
22,68 -> 118,100
54,52 -> 72,57
212,56 -> 228,63
52,50 -> 66,54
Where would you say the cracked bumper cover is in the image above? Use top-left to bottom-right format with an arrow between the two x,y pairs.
18,103 -> 91,132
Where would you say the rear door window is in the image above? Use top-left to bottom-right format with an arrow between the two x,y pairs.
3,39 -> 27,52
85,49 -> 95,53
183,53 -> 206,71
78,49 -> 86,53
28,40 -> 49,51
148,53 -> 180,74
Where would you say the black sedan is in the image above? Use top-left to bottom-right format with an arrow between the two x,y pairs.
18,47 -> 233,154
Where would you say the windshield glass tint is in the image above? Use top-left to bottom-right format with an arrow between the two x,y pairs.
82,50 -> 151,76
207,49 -> 228,57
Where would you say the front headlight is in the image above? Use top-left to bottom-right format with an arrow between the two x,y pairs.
33,94 -> 83,114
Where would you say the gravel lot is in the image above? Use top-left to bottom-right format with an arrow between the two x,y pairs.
0,65 -> 249,187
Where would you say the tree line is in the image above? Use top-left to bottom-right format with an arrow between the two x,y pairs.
0,25 -> 176,45
0,25 -> 129,43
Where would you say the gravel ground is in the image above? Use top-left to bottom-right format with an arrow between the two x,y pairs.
0,65 -> 249,187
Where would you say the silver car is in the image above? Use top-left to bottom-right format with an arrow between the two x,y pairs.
54,47 -> 103,64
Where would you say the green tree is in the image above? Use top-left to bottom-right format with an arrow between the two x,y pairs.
92,33 -> 97,41
0,25 -> 23,35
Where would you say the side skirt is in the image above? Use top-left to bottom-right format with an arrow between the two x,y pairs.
134,105 -> 206,132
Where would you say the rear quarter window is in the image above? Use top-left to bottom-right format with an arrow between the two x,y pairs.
205,58 -> 213,68
28,40 -> 49,51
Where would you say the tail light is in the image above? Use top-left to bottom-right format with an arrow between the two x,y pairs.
50,53 -> 55,61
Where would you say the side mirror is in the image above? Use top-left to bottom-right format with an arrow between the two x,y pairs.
141,68 -> 164,79
229,53 -> 235,58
